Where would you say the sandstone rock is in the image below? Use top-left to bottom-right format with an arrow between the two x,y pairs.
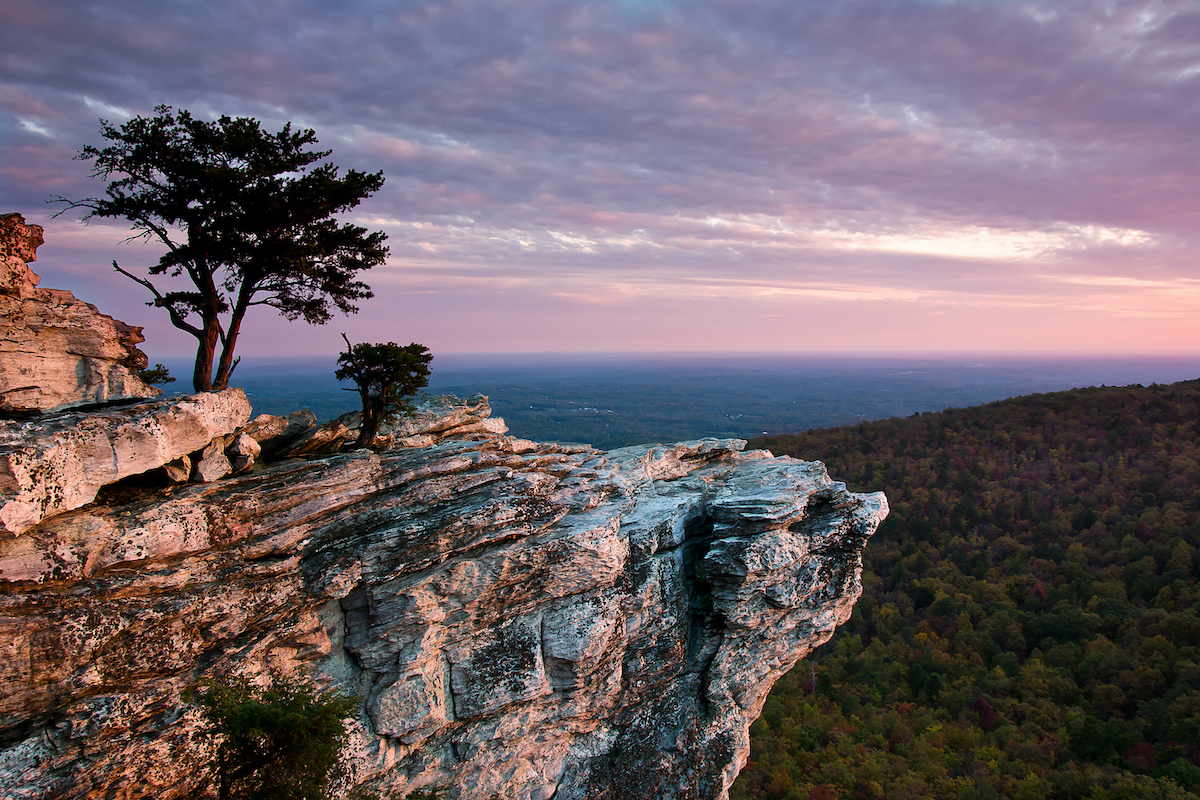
194,436 -> 232,482
162,455 -> 192,484
0,388 -> 252,535
0,213 -> 162,415
274,418 -> 351,457
238,409 -> 318,457
0,399 -> 886,799
0,213 -> 42,298
385,392 -> 507,441
270,395 -> 507,459
226,431 -> 262,473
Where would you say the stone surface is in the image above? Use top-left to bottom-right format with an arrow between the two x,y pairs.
162,455 -> 192,484
270,394 -> 509,458
385,392 -> 508,444
239,409 -> 319,457
275,418 -> 351,457
0,213 -> 42,298
0,388 -> 252,535
0,397 -> 886,800
0,213 -> 161,415
194,436 -> 232,482
226,431 -> 262,473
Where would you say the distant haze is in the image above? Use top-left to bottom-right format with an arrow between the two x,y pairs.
3,1 -> 1199,358
190,353 -> 1200,449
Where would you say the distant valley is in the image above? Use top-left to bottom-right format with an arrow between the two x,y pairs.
160,353 -> 1200,449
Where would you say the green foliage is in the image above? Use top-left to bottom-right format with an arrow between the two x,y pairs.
57,105 -> 388,392
138,363 -> 175,385
336,334 -> 432,447
198,680 -> 357,800
735,381 -> 1200,800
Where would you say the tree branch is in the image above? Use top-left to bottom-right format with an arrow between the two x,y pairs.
112,260 -> 203,337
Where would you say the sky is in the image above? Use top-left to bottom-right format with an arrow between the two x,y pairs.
2,0 -> 1199,359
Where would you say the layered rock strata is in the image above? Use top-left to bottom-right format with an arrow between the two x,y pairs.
273,393 -> 511,457
0,388 -> 252,536
0,396 -> 886,800
0,213 -> 159,416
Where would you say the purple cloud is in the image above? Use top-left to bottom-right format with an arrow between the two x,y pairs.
2,0 -> 1198,357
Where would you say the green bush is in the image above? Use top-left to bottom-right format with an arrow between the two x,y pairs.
197,680 -> 357,800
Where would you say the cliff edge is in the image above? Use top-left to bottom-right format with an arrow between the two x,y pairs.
0,212 -> 886,799
0,394 -> 886,799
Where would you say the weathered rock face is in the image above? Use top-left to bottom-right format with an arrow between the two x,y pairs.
0,394 -> 886,800
0,213 -> 160,416
272,393 -> 510,457
0,388 -> 252,537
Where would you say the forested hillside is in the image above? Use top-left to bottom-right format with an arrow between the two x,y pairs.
732,380 -> 1200,800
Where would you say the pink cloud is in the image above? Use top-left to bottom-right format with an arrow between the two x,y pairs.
1,0 -> 1197,356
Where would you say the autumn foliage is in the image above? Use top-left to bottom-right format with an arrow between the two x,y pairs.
733,380 -> 1200,800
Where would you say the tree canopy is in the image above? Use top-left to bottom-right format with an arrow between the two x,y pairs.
58,106 -> 389,392
336,334 -> 433,448
197,680 -> 357,800
735,381 -> 1200,799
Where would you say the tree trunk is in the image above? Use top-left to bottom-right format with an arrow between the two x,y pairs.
357,392 -> 383,448
212,330 -> 241,390
192,327 -> 218,392
212,297 -> 249,390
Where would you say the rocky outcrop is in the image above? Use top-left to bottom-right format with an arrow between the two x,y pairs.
0,388 -> 252,536
0,213 -> 42,298
0,394 -> 886,800
266,393 -> 510,457
0,213 -> 160,416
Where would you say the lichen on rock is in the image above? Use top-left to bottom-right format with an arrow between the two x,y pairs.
0,388 -> 252,535
0,394 -> 886,800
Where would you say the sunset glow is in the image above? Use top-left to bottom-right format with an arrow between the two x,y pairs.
2,0 -> 1198,358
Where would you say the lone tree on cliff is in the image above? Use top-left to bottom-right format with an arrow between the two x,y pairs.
56,106 -> 389,392
336,333 -> 432,448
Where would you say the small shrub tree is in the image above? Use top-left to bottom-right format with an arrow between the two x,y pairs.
197,680 -> 357,800
138,363 -> 175,385
335,333 -> 433,448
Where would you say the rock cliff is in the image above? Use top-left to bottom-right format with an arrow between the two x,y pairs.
0,394 -> 886,800
0,213 -> 159,416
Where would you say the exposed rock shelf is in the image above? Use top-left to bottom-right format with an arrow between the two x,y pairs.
0,213 -> 160,416
0,388 -> 252,536
0,395 -> 886,800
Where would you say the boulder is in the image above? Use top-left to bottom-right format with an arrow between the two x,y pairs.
273,418 -> 350,457
162,455 -> 192,484
238,409 -> 318,457
0,388 -> 252,535
0,213 -> 161,415
226,432 -> 262,473
194,436 -> 232,483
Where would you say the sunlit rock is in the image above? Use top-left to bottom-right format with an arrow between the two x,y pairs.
0,394 -> 886,799
0,213 -> 161,415
0,388 -> 251,535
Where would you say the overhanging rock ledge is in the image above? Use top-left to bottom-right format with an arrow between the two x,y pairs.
0,395 -> 886,800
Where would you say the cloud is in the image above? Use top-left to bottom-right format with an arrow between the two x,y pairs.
1,0 -> 1198,355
